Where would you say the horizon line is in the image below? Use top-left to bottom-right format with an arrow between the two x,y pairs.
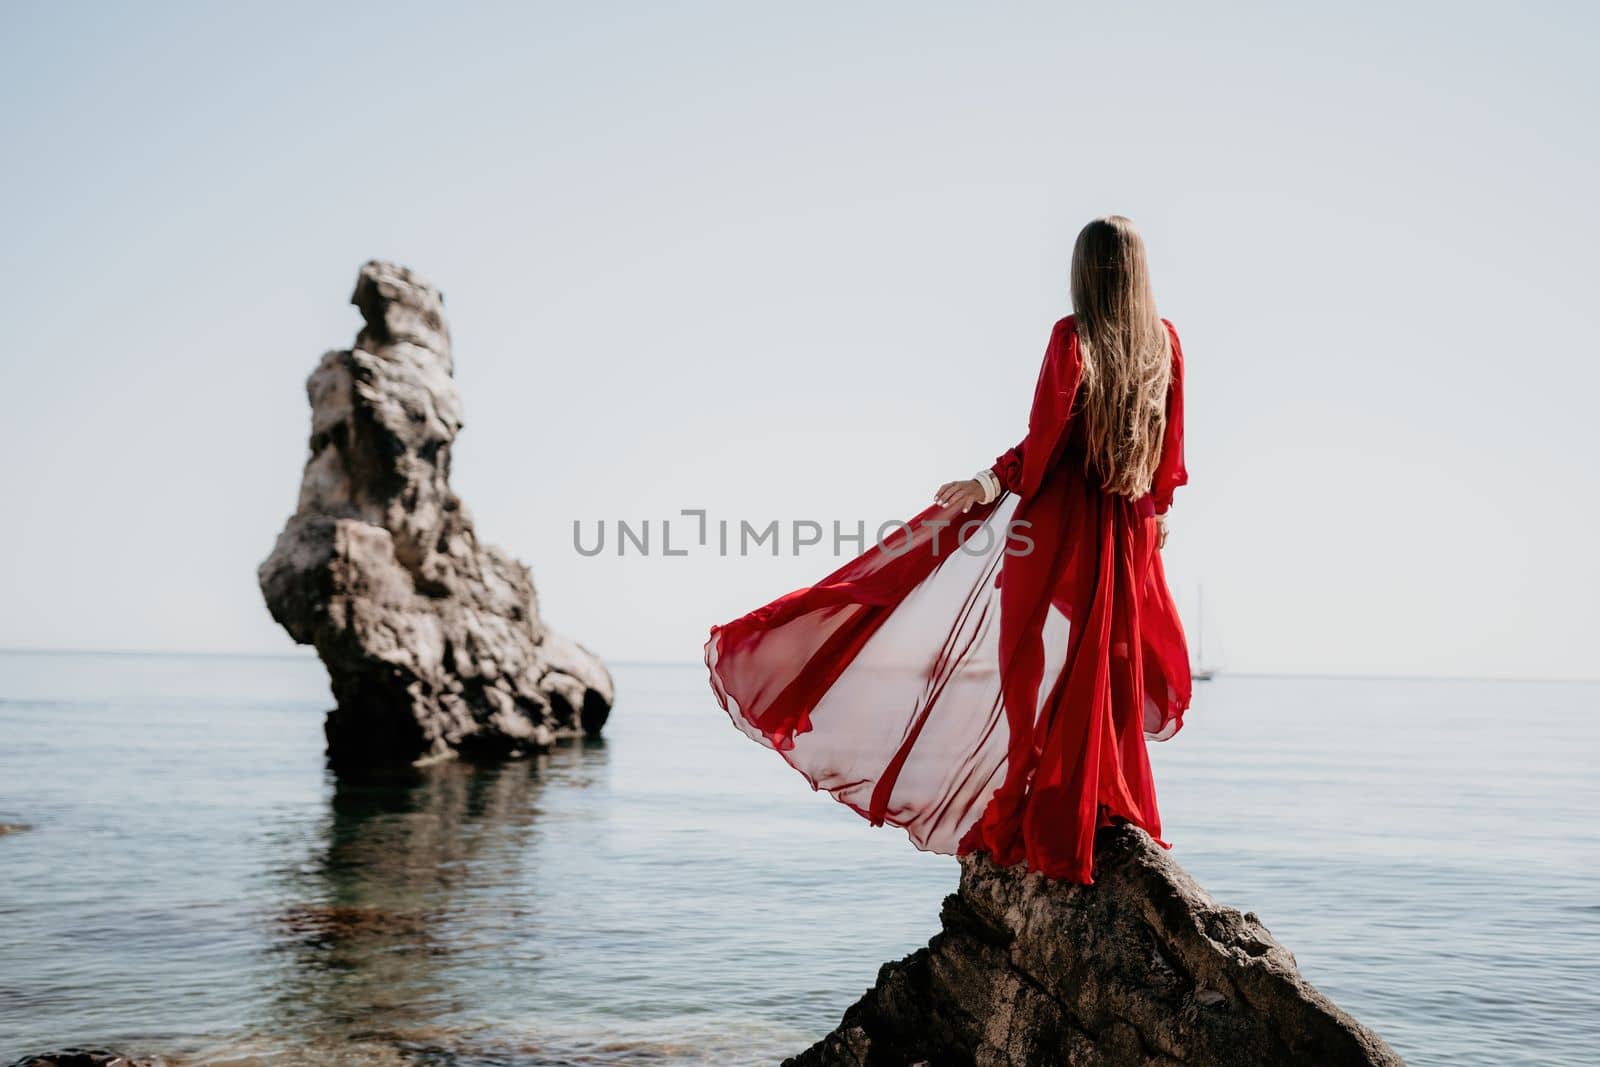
0,646 -> 1595,686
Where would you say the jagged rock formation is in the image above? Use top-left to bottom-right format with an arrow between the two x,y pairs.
790,825 -> 1403,1067
259,261 -> 613,767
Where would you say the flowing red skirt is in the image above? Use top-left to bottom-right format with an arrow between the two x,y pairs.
705,458 -> 1192,884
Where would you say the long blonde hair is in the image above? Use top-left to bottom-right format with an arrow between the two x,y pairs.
1070,215 -> 1171,498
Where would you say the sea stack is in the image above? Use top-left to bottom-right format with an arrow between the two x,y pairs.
259,260 -> 613,767
789,825 -> 1403,1067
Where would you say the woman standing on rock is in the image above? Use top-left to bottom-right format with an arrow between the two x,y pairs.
706,216 -> 1190,884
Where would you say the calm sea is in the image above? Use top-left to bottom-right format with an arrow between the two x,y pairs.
0,653 -> 1595,1066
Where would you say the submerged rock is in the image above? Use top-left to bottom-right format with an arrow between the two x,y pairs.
259,261 -> 613,767
789,825 -> 1403,1067
7,1052 -> 163,1067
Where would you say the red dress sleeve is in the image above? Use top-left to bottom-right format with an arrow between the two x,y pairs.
1149,320 -> 1187,515
989,316 -> 1081,499
991,439 -> 1026,495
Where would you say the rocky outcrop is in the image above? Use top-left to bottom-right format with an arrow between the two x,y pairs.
259,261 -> 613,767
790,825 -> 1403,1067
7,1052 -> 162,1067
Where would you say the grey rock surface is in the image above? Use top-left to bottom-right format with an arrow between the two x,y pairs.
789,825 -> 1403,1067
259,261 -> 612,767
7,1052 -> 162,1067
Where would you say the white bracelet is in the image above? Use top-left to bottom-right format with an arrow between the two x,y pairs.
974,469 -> 1001,505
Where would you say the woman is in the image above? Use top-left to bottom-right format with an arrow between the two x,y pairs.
705,216 -> 1190,883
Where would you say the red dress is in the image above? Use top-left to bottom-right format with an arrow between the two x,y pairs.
705,315 -> 1191,883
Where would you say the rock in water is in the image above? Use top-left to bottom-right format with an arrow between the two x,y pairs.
789,825 -> 1403,1067
259,261 -> 613,767
7,1053 -> 163,1067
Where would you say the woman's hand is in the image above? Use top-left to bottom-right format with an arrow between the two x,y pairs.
935,479 -> 986,513
1156,515 -> 1168,549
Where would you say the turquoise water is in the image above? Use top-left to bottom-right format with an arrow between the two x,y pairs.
0,652 -> 1596,1065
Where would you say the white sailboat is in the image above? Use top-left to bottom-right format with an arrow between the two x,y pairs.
1192,585 -> 1217,682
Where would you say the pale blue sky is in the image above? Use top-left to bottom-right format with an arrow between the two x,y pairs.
2,2 -> 1596,677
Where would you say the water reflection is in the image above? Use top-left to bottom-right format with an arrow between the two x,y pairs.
251,742 -> 609,1064
17,660 -> 1581,1065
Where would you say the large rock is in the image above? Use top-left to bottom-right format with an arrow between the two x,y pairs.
260,261 -> 613,767
790,825 -> 1403,1067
